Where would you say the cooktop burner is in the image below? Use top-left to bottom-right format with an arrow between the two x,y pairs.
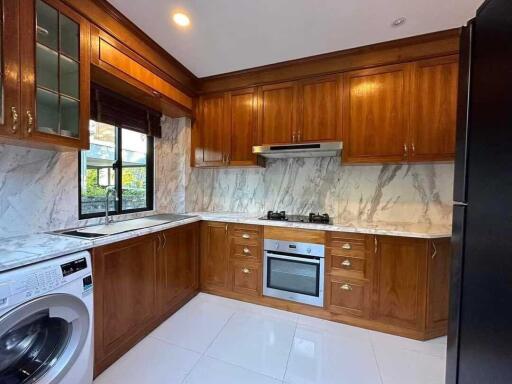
260,211 -> 332,225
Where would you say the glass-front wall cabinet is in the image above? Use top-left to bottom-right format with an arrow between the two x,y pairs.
35,0 -> 79,137
0,0 -> 20,139
18,0 -> 90,149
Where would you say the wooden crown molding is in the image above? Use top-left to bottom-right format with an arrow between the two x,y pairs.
198,28 -> 461,94
62,0 -> 199,95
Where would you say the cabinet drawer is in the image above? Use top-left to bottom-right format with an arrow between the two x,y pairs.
231,261 -> 261,296
231,243 -> 261,261
329,239 -> 367,254
231,228 -> 261,245
330,254 -> 366,279
328,278 -> 369,318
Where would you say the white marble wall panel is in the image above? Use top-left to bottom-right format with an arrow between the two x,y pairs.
0,115 -> 454,238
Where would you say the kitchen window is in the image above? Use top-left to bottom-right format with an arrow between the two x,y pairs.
79,85 -> 161,219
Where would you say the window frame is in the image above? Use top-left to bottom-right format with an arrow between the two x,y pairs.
78,125 -> 154,220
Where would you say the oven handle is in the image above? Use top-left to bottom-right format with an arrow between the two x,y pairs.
265,252 -> 321,265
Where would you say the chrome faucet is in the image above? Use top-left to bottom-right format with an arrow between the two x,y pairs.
105,187 -> 118,225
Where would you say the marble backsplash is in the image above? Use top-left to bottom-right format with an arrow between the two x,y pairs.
186,160 -> 454,226
0,116 -> 184,238
0,116 -> 454,238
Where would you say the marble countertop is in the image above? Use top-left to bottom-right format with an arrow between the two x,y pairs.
0,212 -> 451,273
190,212 -> 452,239
0,216 -> 201,273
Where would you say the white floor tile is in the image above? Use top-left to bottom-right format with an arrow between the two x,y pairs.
93,336 -> 200,384
184,356 -> 282,384
150,298 -> 235,353
206,311 -> 297,379
284,325 -> 382,384
369,331 -> 447,358
296,314 -> 371,341
373,342 -> 446,384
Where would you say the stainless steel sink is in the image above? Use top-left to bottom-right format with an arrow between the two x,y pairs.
56,214 -> 196,239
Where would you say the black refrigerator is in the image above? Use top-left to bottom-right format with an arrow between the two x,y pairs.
447,0 -> 512,383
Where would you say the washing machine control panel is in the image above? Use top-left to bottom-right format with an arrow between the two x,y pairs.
0,254 -> 90,309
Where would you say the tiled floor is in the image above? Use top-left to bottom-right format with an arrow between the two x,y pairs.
94,293 -> 447,384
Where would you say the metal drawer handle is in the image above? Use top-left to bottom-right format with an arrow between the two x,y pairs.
342,243 -> 352,250
242,234 -> 250,239
10,107 -> 18,133
341,259 -> 352,268
243,247 -> 250,254
340,283 -> 352,291
242,268 -> 251,274
26,110 -> 34,133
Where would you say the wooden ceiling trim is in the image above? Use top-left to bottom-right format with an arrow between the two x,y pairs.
62,0 -> 199,95
198,29 -> 460,94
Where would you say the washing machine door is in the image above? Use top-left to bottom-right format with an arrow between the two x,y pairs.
0,293 -> 90,384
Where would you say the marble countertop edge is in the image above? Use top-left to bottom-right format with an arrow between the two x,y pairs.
0,213 -> 451,273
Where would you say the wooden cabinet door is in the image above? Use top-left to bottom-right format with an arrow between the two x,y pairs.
299,76 -> 342,142
227,88 -> 258,166
194,93 -> 228,167
258,82 -> 298,145
159,223 -> 199,315
372,236 -> 428,330
343,64 -> 410,163
409,56 -> 458,161
19,0 -> 90,149
93,234 -> 159,375
0,0 -> 20,139
200,221 -> 230,291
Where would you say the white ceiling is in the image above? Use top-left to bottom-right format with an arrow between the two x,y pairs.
108,0 -> 482,78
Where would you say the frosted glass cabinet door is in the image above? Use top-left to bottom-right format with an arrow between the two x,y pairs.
20,0 -> 89,149
34,0 -> 81,138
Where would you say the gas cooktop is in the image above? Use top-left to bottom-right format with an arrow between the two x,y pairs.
259,211 -> 333,225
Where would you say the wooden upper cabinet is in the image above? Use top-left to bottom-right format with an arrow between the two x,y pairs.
19,0 -> 90,149
200,221 -> 230,291
372,236 -> 428,330
299,76 -> 342,142
192,88 -> 259,168
258,82 -> 298,145
195,93 -> 227,167
0,0 -> 20,140
409,55 -> 458,161
227,88 -> 258,166
90,26 -> 192,116
343,64 -> 410,163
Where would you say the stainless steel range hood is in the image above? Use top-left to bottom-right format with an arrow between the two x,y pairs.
252,141 -> 342,159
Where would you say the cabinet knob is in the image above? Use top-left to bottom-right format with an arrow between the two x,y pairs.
242,268 -> 251,274
243,247 -> 250,254
342,243 -> 352,250
341,259 -> 352,268
340,283 -> 352,291
26,110 -> 34,133
242,234 -> 250,239
403,143 -> 408,158
10,107 -> 18,133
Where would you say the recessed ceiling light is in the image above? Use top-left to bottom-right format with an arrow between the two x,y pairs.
173,12 -> 190,27
391,17 -> 407,27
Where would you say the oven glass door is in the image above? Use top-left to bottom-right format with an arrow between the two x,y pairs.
266,253 -> 320,297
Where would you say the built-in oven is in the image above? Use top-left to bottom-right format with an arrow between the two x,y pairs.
263,238 -> 325,307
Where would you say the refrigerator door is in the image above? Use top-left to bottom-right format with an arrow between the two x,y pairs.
452,0 -> 512,382
452,24 -> 473,204
446,205 -> 466,384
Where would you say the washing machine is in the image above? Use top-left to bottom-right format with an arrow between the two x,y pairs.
0,251 -> 94,384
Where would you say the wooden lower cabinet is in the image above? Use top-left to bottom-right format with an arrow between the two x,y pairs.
200,221 -> 263,296
200,221 -> 230,291
93,223 -> 199,376
158,223 -> 200,316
